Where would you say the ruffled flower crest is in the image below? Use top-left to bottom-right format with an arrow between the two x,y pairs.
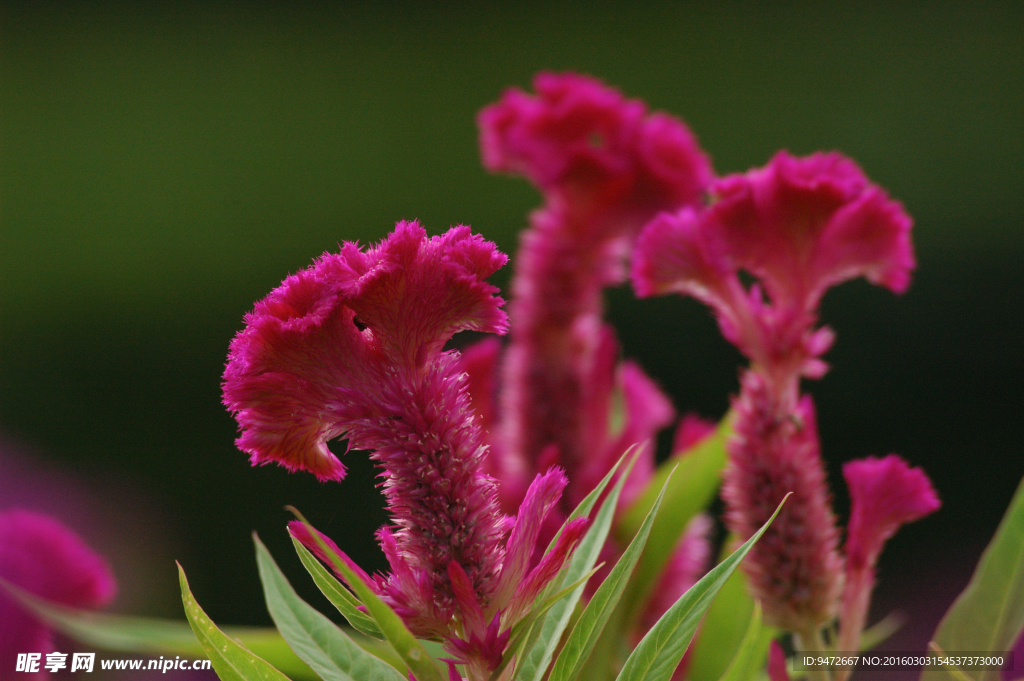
634,150 -> 915,391
844,455 -> 941,573
223,220 -> 509,482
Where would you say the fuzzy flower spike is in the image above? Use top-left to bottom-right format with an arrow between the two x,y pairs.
224,222 -> 587,675
633,151 -> 921,640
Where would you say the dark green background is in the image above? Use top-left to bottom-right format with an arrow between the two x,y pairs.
2,1 -> 1021,665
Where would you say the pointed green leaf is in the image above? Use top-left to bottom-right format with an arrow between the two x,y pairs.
716,600 -> 773,681
178,563 -> 292,681
927,475 -> 1024,681
548,470 -> 674,681
544,443 -> 639,554
688,538 -> 777,681
287,509 -> 445,681
291,536 -> 383,638
616,416 -> 730,619
513,448 -> 640,681
255,534 -> 406,681
615,494 -> 789,681
0,574 -> 315,679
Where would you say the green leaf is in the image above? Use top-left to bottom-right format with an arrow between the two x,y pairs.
688,539 -> 777,681
716,600 -> 773,681
513,448 -> 640,681
178,563 -> 292,681
287,508 -> 446,681
544,443 -> 639,554
291,536 -> 383,638
548,470 -> 674,681
0,574 -> 315,679
926,475 -> 1024,681
615,493 -> 788,681
255,534 -> 406,681
616,416 -> 730,619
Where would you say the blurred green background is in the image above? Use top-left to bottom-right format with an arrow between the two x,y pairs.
1,0 -> 1021,667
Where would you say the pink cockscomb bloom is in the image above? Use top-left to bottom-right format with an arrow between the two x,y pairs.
224,221 -> 511,636
633,150 -> 914,394
476,71 -> 712,521
0,509 -> 116,679
838,455 -> 939,653
635,151 -> 918,639
226,222 -> 588,673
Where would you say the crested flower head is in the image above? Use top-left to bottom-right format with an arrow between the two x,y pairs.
843,455 -> 940,573
633,150 -> 914,390
225,221 -> 510,636
223,220 -> 508,482
1,509 -> 116,676
480,72 -> 712,230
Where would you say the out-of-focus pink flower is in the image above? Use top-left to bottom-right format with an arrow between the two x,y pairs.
225,221 -> 511,637
671,413 -> 717,454
0,509 -> 116,679
767,641 -> 791,681
721,373 -> 844,633
838,455 -> 939,652
633,150 -> 914,393
477,72 -> 711,523
480,72 -> 711,219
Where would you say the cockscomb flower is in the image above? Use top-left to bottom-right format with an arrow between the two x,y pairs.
224,221 -> 512,636
1,509 -> 117,679
838,455 -> 939,654
633,149 -> 918,639
476,72 -> 712,520
633,150 -> 914,394
225,221 -> 589,673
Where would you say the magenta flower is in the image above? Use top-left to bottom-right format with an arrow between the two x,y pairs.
224,221 -> 511,635
1,509 -> 116,679
838,455 -> 939,652
476,72 -> 712,520
226,221 -> 588,672
633,150 -> 914,393
634,150 -> 919,638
